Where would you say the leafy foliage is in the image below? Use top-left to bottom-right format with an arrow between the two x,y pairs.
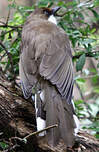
0,0 -> 99,139
75,98 -> 99,139
0,142 -> 8,150
76,54 -> 86,71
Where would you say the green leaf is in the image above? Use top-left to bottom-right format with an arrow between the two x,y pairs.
92,76 -> 99,85
81,38 -> 96,45
0,142 -> 8,150
95,133 -> 99,139
74,99 -> 84,105
76,54 -> 86,71
76,78 -> 86,83
90,68 -> 97,73
90,28 -> 96,34
93,86 -> 99,94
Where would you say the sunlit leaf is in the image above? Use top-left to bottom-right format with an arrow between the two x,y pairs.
75,99 -> 84,106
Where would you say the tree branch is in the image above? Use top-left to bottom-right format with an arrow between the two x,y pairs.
0,21 -> 22,29
0,52 -> 6,61
0,29 -> 17,37
6,9 -> 10,25
24,124 -> 58,140
0,41 -> 15,79
73,50 -> 99,60
10,124 -> 58,144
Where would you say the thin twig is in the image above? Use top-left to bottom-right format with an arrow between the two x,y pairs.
73,50 -> 99,60
0,24 -> 22,29
24,124 -> 58,140
77,74 -> 99,79
10,137 -> 24,142
6,9 -> 10,25
56,0 -> 93,17
3,144 -> 20,152
10,124 -> 58,144
0,40 -> 15,79
0,20 -> 5,24
9,124 -> 58,143
0,52 -> 6,61
78,116 -> 99,120
0,29 -> 16,37
0,21 -> 22,29
0,82 -> 22,97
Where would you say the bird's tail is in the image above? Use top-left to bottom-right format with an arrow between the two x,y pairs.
34,82 -> 78,147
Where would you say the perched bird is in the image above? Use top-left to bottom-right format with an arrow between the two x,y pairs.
19,7 -> 79,148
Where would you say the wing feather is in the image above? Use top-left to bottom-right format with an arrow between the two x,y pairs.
39,31 -> 74,104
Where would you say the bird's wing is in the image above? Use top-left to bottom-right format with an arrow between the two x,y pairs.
19,20 -> 39,98
39,26 -> 74,104
19,18 -> 74,103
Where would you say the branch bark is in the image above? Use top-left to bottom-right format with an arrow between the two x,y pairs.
0,74 -> 99,152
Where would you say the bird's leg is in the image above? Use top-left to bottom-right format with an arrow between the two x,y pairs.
71,100 -> 80,135
33,91 -> 46,136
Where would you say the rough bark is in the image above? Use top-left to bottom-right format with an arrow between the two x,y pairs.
0,72 -> 99,152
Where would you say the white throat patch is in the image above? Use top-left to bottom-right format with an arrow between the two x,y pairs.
48,15 -> 57,25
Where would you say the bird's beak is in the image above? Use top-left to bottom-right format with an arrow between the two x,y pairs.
52,7 -> 61,15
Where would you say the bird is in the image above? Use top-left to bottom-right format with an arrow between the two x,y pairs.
19,6 -> 79,149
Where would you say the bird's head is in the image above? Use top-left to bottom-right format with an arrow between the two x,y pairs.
33,7 -> 61,25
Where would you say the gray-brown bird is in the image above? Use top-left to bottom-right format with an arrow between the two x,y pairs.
19,7 -> 79,148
